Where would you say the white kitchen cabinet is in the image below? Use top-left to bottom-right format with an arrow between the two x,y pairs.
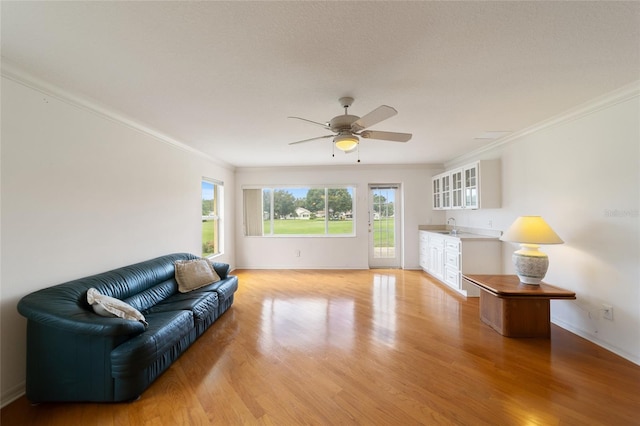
431,172 -> 452,210
419,231 -> 429,270
443,238 -> 461,290
431,160 -> 500,210
462,161 -> 501,209
463,164 -> 478,208
419,230 -> 501,297
427,234 -> 445,281
441,173 -> 451,209
432,178 -> 441,209
450,169 -> 463,209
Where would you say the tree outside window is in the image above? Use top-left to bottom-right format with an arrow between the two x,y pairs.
244,186 -> 355,236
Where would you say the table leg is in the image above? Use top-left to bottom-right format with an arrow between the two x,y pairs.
479,291 -> 551,338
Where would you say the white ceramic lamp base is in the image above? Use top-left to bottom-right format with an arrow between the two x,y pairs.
512,244 -> 549,285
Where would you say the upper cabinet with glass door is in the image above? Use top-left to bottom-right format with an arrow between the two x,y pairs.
441,173 -> 451,209
464,164 -> 478,208
450,169 -> 463,209
432,177 -> 441,209
431,160 -> 501,210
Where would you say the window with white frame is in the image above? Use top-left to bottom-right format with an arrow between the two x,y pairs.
243,186 -> 355,236
202,179 -> 223,256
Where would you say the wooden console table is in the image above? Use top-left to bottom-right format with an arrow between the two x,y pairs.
463,274 -> 576,338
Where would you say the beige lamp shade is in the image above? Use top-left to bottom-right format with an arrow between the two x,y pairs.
500,216 -> 564,244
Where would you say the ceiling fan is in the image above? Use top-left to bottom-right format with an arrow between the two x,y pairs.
288,97 -> 412,161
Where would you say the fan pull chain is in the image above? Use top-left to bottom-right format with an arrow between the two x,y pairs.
357,143 -> 361,163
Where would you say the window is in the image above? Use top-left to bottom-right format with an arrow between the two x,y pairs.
202,179 -> 223,257
243,186 -> 355,236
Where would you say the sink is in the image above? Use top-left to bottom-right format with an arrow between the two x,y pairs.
430,230 -> 461,236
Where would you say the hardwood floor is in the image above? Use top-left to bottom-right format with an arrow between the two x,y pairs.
2,269 -> 639,425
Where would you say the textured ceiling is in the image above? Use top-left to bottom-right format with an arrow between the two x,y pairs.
2,1 -> 639,168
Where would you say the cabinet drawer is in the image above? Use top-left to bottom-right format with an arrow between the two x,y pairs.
445,250 -> 459,268
445,240 -> 460,251
429,236 -> 444,247
444,267 -> 460,288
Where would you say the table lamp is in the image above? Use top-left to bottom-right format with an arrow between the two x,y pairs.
500,216 -> 564,285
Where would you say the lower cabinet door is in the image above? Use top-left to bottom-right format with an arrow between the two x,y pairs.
444,266 -> 460,289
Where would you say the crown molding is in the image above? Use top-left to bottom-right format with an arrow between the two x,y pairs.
235,163 -> 442,173
1,60 -> 235,171
445,80 -> 640,168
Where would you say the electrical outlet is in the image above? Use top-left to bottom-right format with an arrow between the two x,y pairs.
602,304 -> 613,321
488,220 -> 493,228
295,249 -> 301,258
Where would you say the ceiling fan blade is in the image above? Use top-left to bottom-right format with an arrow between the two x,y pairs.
288,134 -> 334,145
360,130 -> 412,142
288,116 -> 332,130
351,105 -> 398,131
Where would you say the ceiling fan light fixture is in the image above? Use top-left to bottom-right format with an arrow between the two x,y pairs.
334,134 -> 359,152
288,98 -> 411,158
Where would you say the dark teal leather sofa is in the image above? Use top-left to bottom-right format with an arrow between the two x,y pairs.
17,253 -> 238,403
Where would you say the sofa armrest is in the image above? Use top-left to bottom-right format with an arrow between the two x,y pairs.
18,287 -> 145,337
20,308 -> 143,402
210,262 -> 230,279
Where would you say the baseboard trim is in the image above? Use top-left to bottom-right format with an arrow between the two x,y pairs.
234,265 -> 369,270
1,382 -> 25,409
552,316 -> 639,366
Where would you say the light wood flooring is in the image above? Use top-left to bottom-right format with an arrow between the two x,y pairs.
2,269 -> 639,425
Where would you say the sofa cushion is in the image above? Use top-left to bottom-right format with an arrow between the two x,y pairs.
196,276 -> 239,302
174,259 -> 221,293
111,310 -> 193,378
143,292 -> 219,324
87,288 -> 148,327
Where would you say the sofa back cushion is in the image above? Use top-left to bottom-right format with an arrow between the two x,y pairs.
122,278 -> 178,313
17,253 -> 202,325
84,253 -> 198,302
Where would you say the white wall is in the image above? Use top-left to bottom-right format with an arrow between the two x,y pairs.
235,165 -> 442,269
0,76 -> 236,405
446,85 -> 640,364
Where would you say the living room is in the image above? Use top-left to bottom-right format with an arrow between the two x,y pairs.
1,1 -> 639,422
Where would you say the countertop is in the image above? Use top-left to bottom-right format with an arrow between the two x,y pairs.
418,225 -> 502,241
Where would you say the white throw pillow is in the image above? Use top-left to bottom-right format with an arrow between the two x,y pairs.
87,288 -> 148,327
174,258 -> 221,293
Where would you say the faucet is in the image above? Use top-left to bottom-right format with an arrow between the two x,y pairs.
447,217 -> 458,235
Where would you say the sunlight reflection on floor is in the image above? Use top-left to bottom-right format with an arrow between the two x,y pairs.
372,273 -> 397,347
259,297 -> 355,353
257,272 -> 405,355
